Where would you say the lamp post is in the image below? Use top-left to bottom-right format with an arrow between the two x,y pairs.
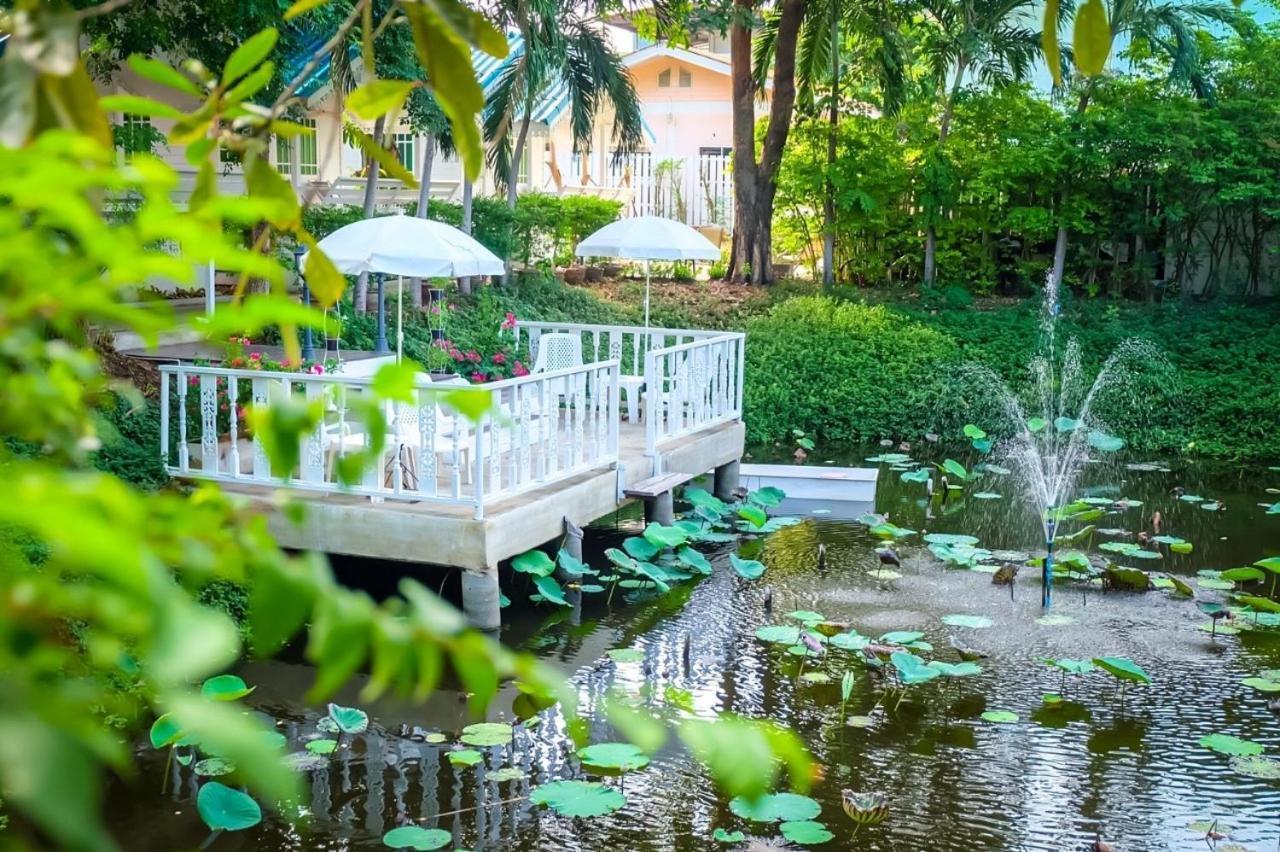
296,244 -> 315,362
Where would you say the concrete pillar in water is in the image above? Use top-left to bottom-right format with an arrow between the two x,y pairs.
558,518 -> 584,624
713,459 -> 741,502
644,491 -> 675,526
461,568 -> 502,631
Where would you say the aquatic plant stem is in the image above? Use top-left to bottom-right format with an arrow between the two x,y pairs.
199,829 -> 224,850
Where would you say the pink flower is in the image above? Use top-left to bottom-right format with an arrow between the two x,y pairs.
491,352 -> 506,365
501,312 -> 517,330
451,349 -> 465,362
188,376 -> 199,387
248,352 -> 262,361
281,358 -> 295,368
465,350 -> 481,363
513,361 -> 529,377
470,371 -> 487,383
309,363 -> 325,374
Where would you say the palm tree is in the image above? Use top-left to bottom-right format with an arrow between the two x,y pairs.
753,0 -> 910,287
917,0 -> 1040,285
1046,0 -> 1252,295
483,0 -> 643,215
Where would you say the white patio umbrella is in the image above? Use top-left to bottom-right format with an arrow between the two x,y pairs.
575,215 -> 719,329
302,212 -> 505,361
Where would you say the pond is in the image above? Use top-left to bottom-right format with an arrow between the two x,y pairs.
106,452 -> 1280,851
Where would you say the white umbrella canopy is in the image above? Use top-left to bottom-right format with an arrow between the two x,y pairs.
575,216 -> 719,329
301,212 -> 504,361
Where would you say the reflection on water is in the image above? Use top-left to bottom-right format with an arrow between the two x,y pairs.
106,456 -> 1280,850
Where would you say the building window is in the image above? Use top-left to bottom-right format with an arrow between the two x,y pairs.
275,118 -> 318,176
517,142 -> 530,184
679,68 -> 692,88
393,133 -> 416,169
117,113 -> 153,161
657,68 -> 671,88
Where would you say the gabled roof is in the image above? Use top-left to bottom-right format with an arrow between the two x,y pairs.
621,43 -> 733,77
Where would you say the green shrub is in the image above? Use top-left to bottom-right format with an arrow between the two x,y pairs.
744,297 -> 971,445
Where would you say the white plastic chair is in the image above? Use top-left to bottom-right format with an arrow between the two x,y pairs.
530,332 -> 584,406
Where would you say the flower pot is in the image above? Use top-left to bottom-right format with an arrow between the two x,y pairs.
428,287 -> 445,303
325,337 -> 339,353
431,328 -> 447,343
563,266 -> 586,285
585,265 -> 604,283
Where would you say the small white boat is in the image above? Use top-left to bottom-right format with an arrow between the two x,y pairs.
740,463 -> 878,505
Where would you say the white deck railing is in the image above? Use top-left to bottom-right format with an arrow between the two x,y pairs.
511,320 -> 745,461
158,360 -> 620,518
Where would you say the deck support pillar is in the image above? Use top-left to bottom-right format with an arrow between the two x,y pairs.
643,491 -> 675,526
713,459 -> 741,502
461,568 -> 502,632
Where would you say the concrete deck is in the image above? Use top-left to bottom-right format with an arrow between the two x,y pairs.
222,418 -> 745,627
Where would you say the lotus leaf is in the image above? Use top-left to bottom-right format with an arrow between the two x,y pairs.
729,553 -> 765,579
1036,614 -> 1077,627
800,672 -> 831,683
1092,657 -> 1152,684
676,546 -> 712,575
578,742 -> 650,772
846,715 -> 875,728
829,632 -> 869,651
1104,565 -> 1150,591
936,458 -> 969,481
1222,567 -> 1265,583
150,714 -> 182,749
866,453 -> 912,464
447,749 -> 482,767
879,630 -> 924,645
787,610 -> 826,624
460,722 -> 513,747
977,463 -> 1012,475
200,674 -> 254,702
781,820 -> 835,845
712,828 -> 746,843
981,710 -> 1018,723
643,523 -> 689,549
728,792 -> 822,823
305,739 -> 337,755
196,782 -> 262,832
1242,677 -> 1280,693
328,703 -> 369,735
900,468 -> 931,484
1255,557 -> 1280,573
1087,431 -> 1125,452
1054,417 -> 1082,432
1197,578 -> 1235,591
737,505 -> 767,528
284,751 -> 328,772
1044,658 -> 1096,675
973,491 -> 1002,500
890,651 -> 940,685
623,536 -> 659,561
193,758 -> 235,776
927,661 -> 983,677
1199,734 -> 1264,756
869,522 -> 916,539
756,625 -> 802,645
424,732 -> 447,744
1026,417 -> 1047,432
750,486 -> 786,507
1236,594 -> 1280,614
530,780 -> 627,817
382,826 -> 451,850
607,648 -> 645,663
685,488 -> 726,512
512,549 -> 555,577
1229,756 -> 1280,780
491,766 -> 527,782
941,614 -> 993,629
924,533 -> 980,546
533,574 -> 572,607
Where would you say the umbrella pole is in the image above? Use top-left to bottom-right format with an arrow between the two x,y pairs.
643,259 -> 651,331
374,273 -> 389,354
397,275 -> 403,364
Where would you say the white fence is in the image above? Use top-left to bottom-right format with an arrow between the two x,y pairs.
158,361 -> 620,517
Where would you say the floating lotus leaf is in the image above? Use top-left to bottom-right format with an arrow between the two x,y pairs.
556,548 -> 590,577
756,625 -> 802,645
787,610 -> 826,624
879,630 -> 924,645
900,468 -> 930,484
305,739 -> 337,755
1236,594 -> 1280,614
193,758 -> 235,777
981,710 -> 1018,723
196,782 -> 262,832
623,536 -> 659,561
607,647 -> 645,663
927,661 -> 983,677
533,574 -> 572,606
577,742 -> 650,772
448,749 -> 482,767
729,792 -> 822,823
423,732 -> 447,744
1230,756 -> 1280,780
382,826 -> 451,850
924,533 -> 980,546
1242,677 -> 1280,693
1199,734 -> 1264,756
800,672 -> 831,683
1201,501 -> 1223,511
491,766 -> 526,782
201,674 -> 254,702
729,553 -> 765,579
1087,431 -> 1125,452
846,715 -> 875,728
512,549 -> 555,577
531,780 -> 626,817
869,522 -> 916,539
1105,565 -> 1151,591
737,505 -> 767,528
963,424 -> 987,440
643,523 -> 689,549
712,828 -> 746,843
676,546 -> 712,575
284,751 -> 328,772
781,820 -> 835,845
1026,417 -> 1047,433
866,453 -> 912,464
328,703 -> 369,735
1092,656 -> 1152,684
1179,494 -> 1205,503
460,722 -> 513,747
316,717 -> 340,735
1222,567 -> 1265,583
941,614 -> 993,629
829,632 -> 869,651
1053,417 -> 1082,432
1198,578 -> 1235,591
749,486 -> 786,507
1043,658 -> 1096,675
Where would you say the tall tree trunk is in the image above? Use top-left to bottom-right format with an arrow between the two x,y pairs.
354,115 -> 386,314
504,108 -> 533,284
822,11 -> 839,288
412,135 -> 437,311
923,58 -> 966,287
459,178 -> 475,295
1050,89 -> 1092,296
727,0 -> 806,286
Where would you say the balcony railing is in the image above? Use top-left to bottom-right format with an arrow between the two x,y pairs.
158,360 -> 620,518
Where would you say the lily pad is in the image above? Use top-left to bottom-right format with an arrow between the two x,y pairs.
447,749 -> 483,767
891,651 -> 940,685
1092,656 -> 1152,684
729,553 -> 766,580
305,739 -> 338,755
1197,578 -> 1235,591
981,710 -> 1018,724
192,758 -> 236,777
423,732 -> 447,744
644,523 -> 689,549
382,826 -> 451,851
460,722 -> 513,747
780,820 -> 835,845
196,782 -> 262,832
530,780 -> 626,817
327,703 -> 369,735
729,792 -> 822,823
846,715 -> 875,728
787,610 -> 826,624
756,625 -> 802,645
577,742 -> 650,772
491,766 -> 527,782
1199,734 -> 1265,756
1230,755 -> 1280,780
607,648 -> 645,663
941,614 -> 993,629
512,549 -> 555,577
879,631 -> 925,645
713,828 -> 746,843
150,714 -> 182,749
1242,677 -> 1280,693
924,533 -> 980,546
201,674 -> 254,702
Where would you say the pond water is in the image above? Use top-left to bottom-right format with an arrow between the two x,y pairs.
106,453 -> 1280,851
